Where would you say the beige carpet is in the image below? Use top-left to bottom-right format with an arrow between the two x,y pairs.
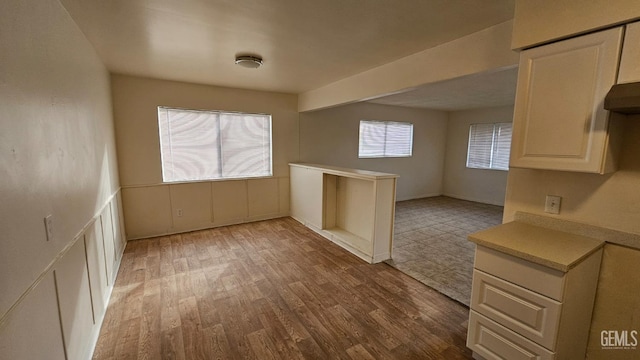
386,196 -> 503,306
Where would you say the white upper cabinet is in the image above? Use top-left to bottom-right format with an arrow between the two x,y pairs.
619,21 -> 640,83
510,27 -> 624,173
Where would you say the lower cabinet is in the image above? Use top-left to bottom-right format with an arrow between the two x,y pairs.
467,244 -> 602,359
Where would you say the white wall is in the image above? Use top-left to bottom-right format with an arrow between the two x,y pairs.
299,102 -> 448,201
442,106 -> 513,206
0,0 -> 124,358
111,75 -> 300,239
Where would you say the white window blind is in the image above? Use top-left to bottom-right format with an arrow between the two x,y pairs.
466,122 -> 512,171
358,120 -> 413,158
158,107 -> 272,182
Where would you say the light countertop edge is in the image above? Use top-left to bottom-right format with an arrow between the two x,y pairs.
289,163 -> 399,180
468,221 -> 605,272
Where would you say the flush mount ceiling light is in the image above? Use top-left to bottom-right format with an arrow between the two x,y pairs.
235,55 -> 263,69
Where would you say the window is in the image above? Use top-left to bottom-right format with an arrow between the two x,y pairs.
358,120 -> 413,158
466,122 -> 512,171
158,107 -> 272,182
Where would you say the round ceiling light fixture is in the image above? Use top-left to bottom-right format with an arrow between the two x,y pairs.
235,55 -> 263,69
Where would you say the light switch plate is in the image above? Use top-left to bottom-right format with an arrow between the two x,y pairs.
545,195 -> 562,214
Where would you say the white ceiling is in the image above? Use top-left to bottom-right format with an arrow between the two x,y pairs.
59,0 -> 516,109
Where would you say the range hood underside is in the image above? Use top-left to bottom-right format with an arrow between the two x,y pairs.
605,82 -> 640,114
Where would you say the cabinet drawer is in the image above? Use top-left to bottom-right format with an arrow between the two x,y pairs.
474,246 -> 565,301
468,311 -> 555,360
471,270 -> 561,350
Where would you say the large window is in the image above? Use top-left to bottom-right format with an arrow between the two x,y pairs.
466,122 -> 512,171
158,107 -> 272,182
358,120 -> 414,158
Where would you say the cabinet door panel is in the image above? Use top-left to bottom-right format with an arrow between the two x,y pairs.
618,21 -> 640,83
511,27 -> 623,173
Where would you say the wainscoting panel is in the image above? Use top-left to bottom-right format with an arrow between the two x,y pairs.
0,272 -> 66,360
0,191 -> 126,360
212,180 -> 248,223
170,182 -> 213,232
123,177 -> 290,240
248,177 -> 280,218
54,238 -> 95,360
85,219 -> 108,321
101,205 -> 116,286
121,185 -> 172,239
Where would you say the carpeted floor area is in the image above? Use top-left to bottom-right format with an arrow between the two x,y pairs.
386,196 -> 503,306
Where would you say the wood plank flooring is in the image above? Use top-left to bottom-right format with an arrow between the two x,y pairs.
93,217 -> 472,359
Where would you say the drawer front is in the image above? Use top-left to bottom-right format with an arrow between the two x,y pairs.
467,311 -> 555,360
474,246 -> 566,301
471,270 -> 561,350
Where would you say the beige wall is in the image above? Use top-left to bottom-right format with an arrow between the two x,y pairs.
111,75 -> 299,239
0,0 -> 124,358
299,102 -> 447,201
504,117 -> 640,232
512,0 -> 640,49
586,243 -> 640,359
443,106 -> 513,206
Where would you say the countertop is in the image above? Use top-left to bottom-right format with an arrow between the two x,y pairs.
468,221 -> 605,272
289,163 -> 399,180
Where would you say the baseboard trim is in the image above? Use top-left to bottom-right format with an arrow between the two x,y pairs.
395,192 -> 443,202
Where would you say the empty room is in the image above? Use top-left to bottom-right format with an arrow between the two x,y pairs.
3,1 -> 640,360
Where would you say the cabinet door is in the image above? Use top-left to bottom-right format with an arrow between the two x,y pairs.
619,22 -> 640,83
510,27 -> 623,173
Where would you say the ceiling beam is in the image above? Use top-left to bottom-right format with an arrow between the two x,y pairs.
298,20 -> 518,112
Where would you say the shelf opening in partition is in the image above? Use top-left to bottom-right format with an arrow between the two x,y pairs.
323,174 -> 374,246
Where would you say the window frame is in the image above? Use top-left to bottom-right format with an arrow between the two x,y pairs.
466,122 -> 512,171
358,120 -> 414,159
158,106 -> 273,183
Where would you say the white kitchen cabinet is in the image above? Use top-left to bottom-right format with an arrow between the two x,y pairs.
510,26 -> 623,173
466,222 -> 604,360
618,21 -> 640,84
289,163 -> 398,263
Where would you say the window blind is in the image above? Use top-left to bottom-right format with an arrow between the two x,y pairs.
466,122 -> 512,171
359,120 -> 413,158
158,107 -> 272,182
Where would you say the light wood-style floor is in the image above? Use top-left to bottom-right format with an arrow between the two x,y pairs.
93,217 -> 472,359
